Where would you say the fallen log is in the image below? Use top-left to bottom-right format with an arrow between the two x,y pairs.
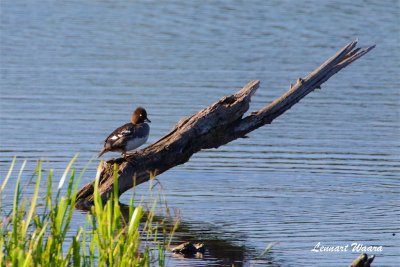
76,40 -> 375,209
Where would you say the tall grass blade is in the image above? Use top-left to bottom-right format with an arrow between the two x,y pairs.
58,154 -> 79,190
22,161 -> 42,236
128,206 -> 143,237
1,156 -> 16,192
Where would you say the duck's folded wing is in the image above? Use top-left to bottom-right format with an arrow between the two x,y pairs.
104,123 -> 133,145
104,123 -> 149,149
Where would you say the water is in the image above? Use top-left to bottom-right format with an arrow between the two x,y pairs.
1,0 -> 399,266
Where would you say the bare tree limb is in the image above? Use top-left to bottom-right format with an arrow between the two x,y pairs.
76,40 -> 375,209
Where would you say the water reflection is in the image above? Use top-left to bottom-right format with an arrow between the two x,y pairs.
117,204 -> 280,267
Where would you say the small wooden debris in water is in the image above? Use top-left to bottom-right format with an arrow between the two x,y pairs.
171,242 -> 205,257
349,253 -> 375,267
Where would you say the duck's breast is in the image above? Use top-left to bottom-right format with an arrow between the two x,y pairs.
125,135 -> 148,151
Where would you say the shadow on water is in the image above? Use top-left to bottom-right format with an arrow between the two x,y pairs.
117,204 -> 280,267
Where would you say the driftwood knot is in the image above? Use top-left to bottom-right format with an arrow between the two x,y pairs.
297,77 -> 304,85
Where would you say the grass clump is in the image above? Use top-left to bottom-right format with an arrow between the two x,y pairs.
0,156 -> 176,266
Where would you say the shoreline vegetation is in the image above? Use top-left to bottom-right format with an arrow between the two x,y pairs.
0,157 -> 377,266
0,156 -> 178,266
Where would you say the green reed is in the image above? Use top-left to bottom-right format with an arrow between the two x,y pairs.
0,156 -> 177,266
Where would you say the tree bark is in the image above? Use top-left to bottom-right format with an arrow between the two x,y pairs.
76,40 -> 375,209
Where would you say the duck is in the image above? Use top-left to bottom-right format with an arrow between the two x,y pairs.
98,107 -> 151,158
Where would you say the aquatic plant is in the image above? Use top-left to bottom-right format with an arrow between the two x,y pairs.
0,156 -> 176,266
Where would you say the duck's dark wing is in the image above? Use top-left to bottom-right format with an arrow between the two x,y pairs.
99,123 -> 149,157
104,123 -> 131,143
103,123 -> 136,147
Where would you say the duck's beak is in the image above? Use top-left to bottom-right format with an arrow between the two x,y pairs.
145,118 -> 151,123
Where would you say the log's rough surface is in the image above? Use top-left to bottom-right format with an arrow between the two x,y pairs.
76,40 -> 375,209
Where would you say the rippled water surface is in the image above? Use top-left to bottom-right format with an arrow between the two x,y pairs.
1,0 -> 399,266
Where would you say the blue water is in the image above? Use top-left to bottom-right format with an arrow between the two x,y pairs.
1,0 -> 399,266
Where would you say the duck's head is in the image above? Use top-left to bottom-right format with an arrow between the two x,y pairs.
131,107 -> 151,124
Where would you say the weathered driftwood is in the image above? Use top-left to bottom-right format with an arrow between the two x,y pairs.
171,242 -> 205,257
349,253 -> 375,267
76,40 -> 374,209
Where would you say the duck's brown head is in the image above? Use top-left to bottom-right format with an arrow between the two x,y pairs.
131,107 -> 151,124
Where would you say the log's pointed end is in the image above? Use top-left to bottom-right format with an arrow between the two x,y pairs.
249,80 -> 261,96
332,40 -> 376,68
247,80 -> 260,99
338,39 -> 373,63
355,44 -> 376,60
349,39 -> 376,55
364,44 -> 376,53
237,80 -> 260,99
343,39 -> 358,54
350,38 -> 376,50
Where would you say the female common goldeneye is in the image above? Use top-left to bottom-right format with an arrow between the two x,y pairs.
98,107 -> 151,158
